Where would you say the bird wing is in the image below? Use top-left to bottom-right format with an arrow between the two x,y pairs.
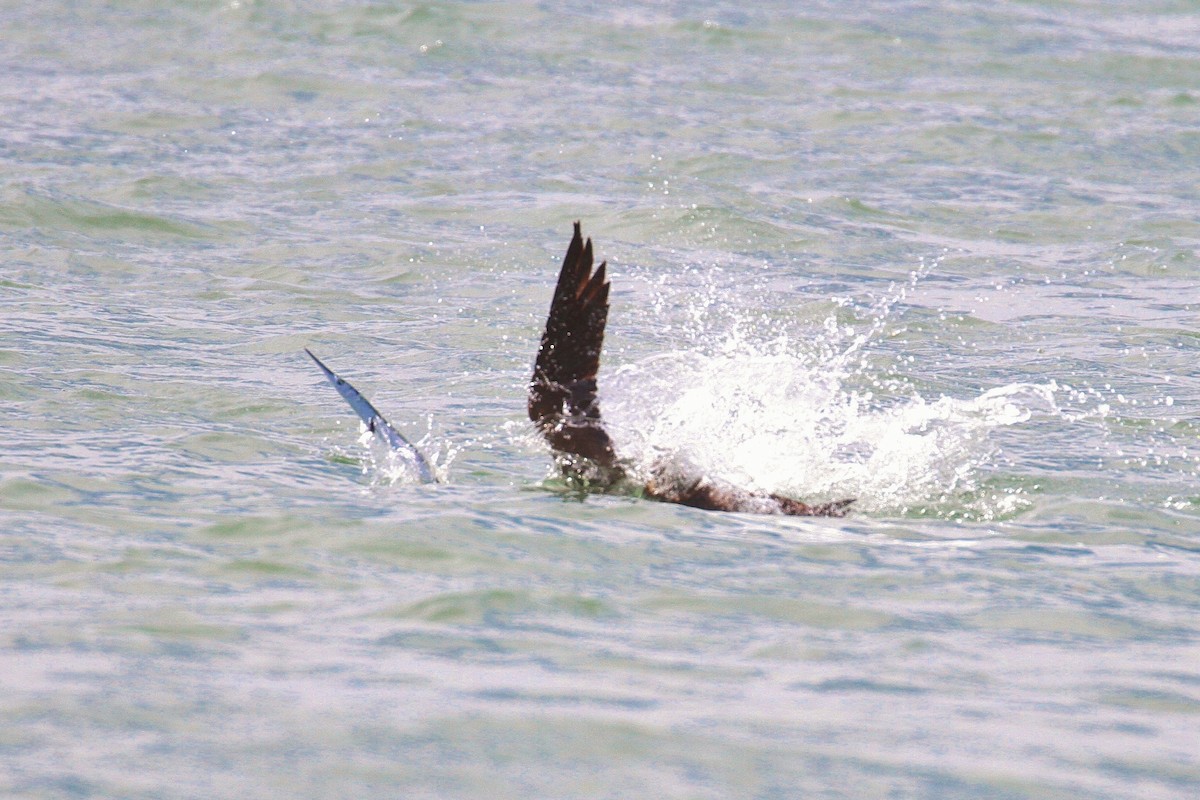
526,222 -> 851,516
527,221 -> 618,468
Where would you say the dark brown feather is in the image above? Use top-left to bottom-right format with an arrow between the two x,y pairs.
528,221 -> 619,468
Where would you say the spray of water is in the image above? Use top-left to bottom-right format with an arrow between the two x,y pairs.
346,255 -> 1109,520
337,417 -> 456,488
604,354 -> 1057,518
599,258 -> 1062,519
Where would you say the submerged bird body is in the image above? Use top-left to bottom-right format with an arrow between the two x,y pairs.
528,222 -> 852,518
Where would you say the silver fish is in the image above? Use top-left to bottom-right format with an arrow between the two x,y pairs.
305,348 -> 436,483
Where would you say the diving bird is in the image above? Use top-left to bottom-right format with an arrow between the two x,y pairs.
307,223 -> 850,516
528,222 -> 853,517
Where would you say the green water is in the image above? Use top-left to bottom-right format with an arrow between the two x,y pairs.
3,2 -> 1199,798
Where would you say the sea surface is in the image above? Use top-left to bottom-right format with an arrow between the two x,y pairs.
3,2 -> 1199,798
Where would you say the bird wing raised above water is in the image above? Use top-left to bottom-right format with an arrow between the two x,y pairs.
527,221 -> 619,469
527,222 -> 852,517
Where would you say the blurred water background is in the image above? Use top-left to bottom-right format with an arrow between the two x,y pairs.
2,2 -> 1199,798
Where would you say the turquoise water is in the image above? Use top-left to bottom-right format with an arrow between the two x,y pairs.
3,2 -> 1199,798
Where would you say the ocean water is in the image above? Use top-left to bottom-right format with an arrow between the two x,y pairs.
2,2 -> 1199,798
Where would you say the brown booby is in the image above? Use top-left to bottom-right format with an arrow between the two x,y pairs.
528,222 -> 853,517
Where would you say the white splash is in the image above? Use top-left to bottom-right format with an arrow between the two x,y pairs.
603,346 -> 1058,517
353,418 -> 456,488
601,262 -> 1062,519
